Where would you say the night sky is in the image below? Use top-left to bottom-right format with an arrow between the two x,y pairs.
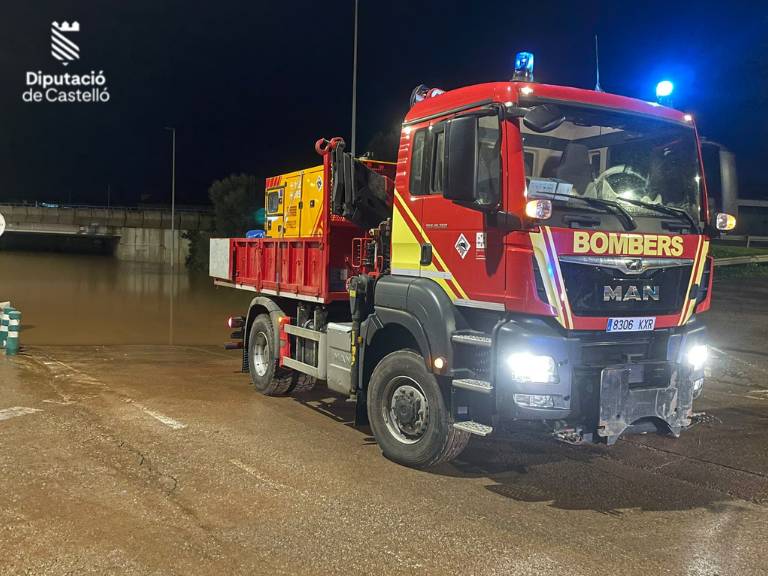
1,1 -> 766,207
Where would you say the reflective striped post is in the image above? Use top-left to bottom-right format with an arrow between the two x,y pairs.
0,307 -> 9,349
5,309 -> 20,356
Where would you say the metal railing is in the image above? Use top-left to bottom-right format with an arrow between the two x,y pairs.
0,203 -> 213,231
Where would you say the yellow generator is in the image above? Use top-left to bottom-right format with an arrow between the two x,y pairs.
264,165 -> 325,238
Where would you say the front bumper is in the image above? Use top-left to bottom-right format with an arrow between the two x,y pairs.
493,316 -> 707,441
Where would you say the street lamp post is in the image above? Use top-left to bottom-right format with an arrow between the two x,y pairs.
164,127 -> 176,269
351,0 -> 358,158
164,126 -> 176,346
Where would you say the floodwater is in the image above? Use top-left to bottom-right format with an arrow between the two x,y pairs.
0,251 -> 254,345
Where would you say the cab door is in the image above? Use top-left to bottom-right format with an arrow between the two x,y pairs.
281,173 -> 303,237
415,114 -> 506,307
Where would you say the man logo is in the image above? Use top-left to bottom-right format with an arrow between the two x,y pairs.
51,21 -> 80,66
604,285 -> 660,302
625,258 -> 643,272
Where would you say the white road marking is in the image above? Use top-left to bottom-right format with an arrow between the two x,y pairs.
230,459 -> 291,491
0,406 -> 42,422
124,399 -> 187,430
38,353 -> 188,430
41,359 -> 104,386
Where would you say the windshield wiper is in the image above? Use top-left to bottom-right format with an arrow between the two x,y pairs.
614,197 -> 698,233
549,195 -> 637,231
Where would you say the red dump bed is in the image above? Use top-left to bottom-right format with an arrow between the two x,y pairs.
210,154 -> 395,304
211,221 -> 361,303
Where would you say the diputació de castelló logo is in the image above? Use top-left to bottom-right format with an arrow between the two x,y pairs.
22,20 -> 111,103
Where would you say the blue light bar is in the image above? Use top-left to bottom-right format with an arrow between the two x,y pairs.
656,80 -> 674,98
513,51 -> 534,82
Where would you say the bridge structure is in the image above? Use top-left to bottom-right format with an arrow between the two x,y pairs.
0,204 -> 213,264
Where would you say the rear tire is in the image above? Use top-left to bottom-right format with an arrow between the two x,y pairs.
367,350 -> 469,468
248,314 -> 295,396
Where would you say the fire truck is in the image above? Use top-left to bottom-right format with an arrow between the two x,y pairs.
210,56 -> 736,468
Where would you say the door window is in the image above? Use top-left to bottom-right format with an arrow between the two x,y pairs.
409,129 -> 427,195
431,128 -> 446,194
266,189 -> 282,214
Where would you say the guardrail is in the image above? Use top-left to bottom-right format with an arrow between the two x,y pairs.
0,203 -> 213,231
713,255 -> 768,267
715,234 -> 768,247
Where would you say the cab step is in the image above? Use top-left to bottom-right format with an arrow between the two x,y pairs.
452,378 -> 493,394
451,332 -> 492,348
453,421 -> 493,436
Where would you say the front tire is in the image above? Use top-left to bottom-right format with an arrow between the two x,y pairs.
367,350 -> 469,468
248,314 -> 295,396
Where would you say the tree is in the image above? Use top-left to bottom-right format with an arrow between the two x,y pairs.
186,173 -> 263,271
364,125 -> 401,162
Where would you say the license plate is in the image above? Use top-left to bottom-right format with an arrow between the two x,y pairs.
606,317 -> 656,332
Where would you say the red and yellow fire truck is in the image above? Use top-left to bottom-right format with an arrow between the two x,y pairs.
210,59 -> 736,468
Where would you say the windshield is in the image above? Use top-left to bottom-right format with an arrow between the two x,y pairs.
519,104 -> 702,225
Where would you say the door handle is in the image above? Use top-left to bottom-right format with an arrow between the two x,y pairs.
420,243 -> 433,266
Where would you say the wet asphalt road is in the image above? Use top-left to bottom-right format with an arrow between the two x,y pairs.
1,279 -> 767,575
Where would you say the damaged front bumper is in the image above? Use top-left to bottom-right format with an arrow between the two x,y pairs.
493,316 -> 707,443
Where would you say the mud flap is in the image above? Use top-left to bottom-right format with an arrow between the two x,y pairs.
597,365 -> 694,445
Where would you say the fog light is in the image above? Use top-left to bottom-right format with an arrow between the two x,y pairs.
227,316 -> 245,329
514,394 -> 555,408
506,353 -> 556,383
433,356 -> 445,371
686,344 -> 708,370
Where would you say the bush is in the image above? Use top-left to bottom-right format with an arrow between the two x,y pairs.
187,173 -> 263,271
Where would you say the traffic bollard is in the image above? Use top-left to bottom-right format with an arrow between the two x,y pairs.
5,309 -> 20,356
0,307 -> 9,349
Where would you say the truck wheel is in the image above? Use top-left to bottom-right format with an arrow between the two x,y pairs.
248,314 -> 294,396
367,350 -> 470,468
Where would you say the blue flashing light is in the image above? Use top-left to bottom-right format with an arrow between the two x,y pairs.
513,51 -> 534,82
656,80 -> 674,98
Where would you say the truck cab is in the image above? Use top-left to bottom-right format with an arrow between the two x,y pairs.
385,80 -> 732,447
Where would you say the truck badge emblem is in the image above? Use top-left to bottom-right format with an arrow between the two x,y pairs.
455,233 -> 470,259
625,258 -> 643,272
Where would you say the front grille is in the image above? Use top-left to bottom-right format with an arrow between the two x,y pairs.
577,329 -> 669,366
560,260 -> 692,317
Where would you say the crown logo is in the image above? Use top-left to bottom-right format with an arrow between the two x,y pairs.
50,21 -> 80,66
52,21 -> 80,33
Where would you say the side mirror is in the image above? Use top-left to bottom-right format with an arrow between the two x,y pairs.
444,113 -> 502,210
715,212 -> 736,232
444,115 -> 478,204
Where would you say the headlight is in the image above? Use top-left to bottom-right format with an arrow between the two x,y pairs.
686,344 -> 708,370
506,353 -> 557,383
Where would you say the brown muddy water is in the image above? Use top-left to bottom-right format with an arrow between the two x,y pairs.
0,251 -> 254,345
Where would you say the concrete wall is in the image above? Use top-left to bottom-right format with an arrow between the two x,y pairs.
115,227 -> 190,266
